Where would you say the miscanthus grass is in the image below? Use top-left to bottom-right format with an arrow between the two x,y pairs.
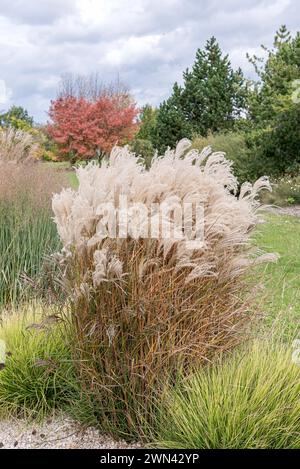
0,127 -> 40,163
52,139 -> 276,440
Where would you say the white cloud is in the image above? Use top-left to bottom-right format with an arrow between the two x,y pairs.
0,79 -> 12,108
102,34 -> 162,67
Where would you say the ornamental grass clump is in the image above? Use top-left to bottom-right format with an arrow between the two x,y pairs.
0,127 -> 40,162
52,139 -> 274,439
0,302 -> 77,419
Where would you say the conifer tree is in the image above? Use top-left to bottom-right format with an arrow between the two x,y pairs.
182,37 -> 246,135
247,26 -> 300,176
248,25 -> 300,123
153,37 -> 247,151
152,83 -> 192,152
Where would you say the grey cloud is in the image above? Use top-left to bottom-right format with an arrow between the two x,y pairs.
0,0 -> 75,25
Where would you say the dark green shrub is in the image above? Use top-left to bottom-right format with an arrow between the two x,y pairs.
243,103 -> 300,181
261,174 -> 300,206
129,138 -> 154,168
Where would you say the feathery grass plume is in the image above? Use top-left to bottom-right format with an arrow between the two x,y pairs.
0,127 -> 40,163
52,139 -> 273,440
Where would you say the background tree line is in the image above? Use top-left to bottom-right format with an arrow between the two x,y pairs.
1,25 -> 299,183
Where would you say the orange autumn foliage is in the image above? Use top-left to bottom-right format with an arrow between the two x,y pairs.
47,95 -> 138,161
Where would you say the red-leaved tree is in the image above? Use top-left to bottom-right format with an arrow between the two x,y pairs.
47,95 -> 138,162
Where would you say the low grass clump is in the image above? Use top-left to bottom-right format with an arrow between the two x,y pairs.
0,303 -> 78,419
0,161 -> 67,307
155,337 -> 300,449
52,139 -> 274,440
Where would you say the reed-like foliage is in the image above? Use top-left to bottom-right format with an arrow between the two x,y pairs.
0,162 -> 66,307
52,139 -> 275,439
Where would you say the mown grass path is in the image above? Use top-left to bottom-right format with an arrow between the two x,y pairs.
254,213 -> 300,334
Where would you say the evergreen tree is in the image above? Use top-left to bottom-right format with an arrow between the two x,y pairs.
182,37 -> 247,135
153,37 -> 247,152
152,83 -> 192,153
246,26 -> 300,176
248,25 -> 300,123
136,104 -> 158,141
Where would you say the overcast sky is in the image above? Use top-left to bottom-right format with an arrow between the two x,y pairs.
0,0 -> 298,122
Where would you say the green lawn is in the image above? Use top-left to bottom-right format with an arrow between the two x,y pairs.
154,212 -> 300,449
254,213 -> 300,335
67,171 -> 78,189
